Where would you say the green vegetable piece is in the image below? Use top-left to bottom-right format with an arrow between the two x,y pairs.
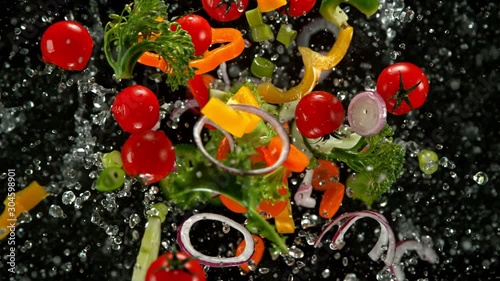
276,24 -> 297,47
101,150 -> 123,168
346,173 -> 379,208
251,57 -> 275,79
131,216 -> 161,281
251,24 -> 274,42
95,167 -> 126,192
245,8 -> 263,27
320,0 -> 379,27
418,150 -> 439,175
103,0 -> 195,90
147,203 -> 169,223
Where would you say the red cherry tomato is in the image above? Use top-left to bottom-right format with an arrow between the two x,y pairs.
202,0 -> 249,22
121,130 -> 175,185
376,62 -> 430,115
295,91 -> 345,139
146,251 -> 206,281
40,20 -> 94,71
288,0 -> 316,17
111,85 -> 160,134
176,15 -> 212,56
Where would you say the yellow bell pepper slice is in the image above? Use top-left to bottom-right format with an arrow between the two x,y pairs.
274,200 -> 295,234
1,181 -> 48,240
257,0 -> 287,13
201,97 -> 252,138
257,25 -> 354,104
227,86 -> 261,133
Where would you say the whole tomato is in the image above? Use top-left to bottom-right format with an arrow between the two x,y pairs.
146,252 -> 206,281
202,0 -> 249,22
288,0 -> 316,17
121,130 -> 175,185
376,62 -> 430,115
295,91 -> 345,139
176,14 -> 212,56
40,20 -> 94,70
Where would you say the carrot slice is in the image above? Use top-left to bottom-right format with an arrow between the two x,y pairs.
319,182 -> 345,219
311,159 -> 340,191
267,136 -> 310,172
236,234 -> 265,272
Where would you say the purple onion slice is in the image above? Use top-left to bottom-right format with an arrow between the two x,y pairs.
347,91 -> 387,136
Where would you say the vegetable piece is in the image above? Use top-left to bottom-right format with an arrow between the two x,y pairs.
376,62 -> 430,115
195,105 -> 290,176
160,144 -> 288,253
347,91 -> 387,136
227,86 -> 262,133
0,181 -> 48,240
257,25 -> 353,103
146,251 -> 206,281
111,85 -> 160,134
387,240 -> 439,281
311,159 -> 340,191
295,91 -> 345,139
306,130 -> 363,152
202,0 -> 249,22
305,125 -> 405,207
201,97 -> 252,138
101,150 -> 123,168
251,57 -> 276,79
245,8 -> 264,27
257,0 -> 287,12
95,167 -> 126,192
274,201 -> 295,234
294,169 -> 316,208
276,24 -> 297,47
319,182 -> 344,218
251,24 -> 274,42
417,150 -> 439,175
220,195 -> 248,213
314,211 -> 396,266
320,0 -> 379,27
177,213 -> 255,267
268,135 -> 310,173
175,14 -> 212,56
132,203 -> 168,281
121,130 -> 175,185
187,74 -> 210,110
236,234 -> 265,272
40,20 -> 93,71
104,0 -> 195,90
288,0 -> 317,17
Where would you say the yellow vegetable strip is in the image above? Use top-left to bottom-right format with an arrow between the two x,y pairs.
274,200 -> 295,234
201,97 -> 251,138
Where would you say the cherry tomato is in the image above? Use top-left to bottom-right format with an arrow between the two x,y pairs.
111,85 -> 160,134
376,62 -> 430,115
202,0 -> 249,22
295,91 -> 345,139
311,159 -> 340,191
40,20 -> 94,71
176,15 -> 212,56
121,130 -> 175,185
146,251 -> 206,281
288,0 -> 316,17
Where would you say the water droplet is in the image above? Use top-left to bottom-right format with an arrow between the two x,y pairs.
343,273 -> 358,281
322,269 -> 331,278
49,205 -> 65,218
62,191 -> 76,205
129,214 -> 141,228
288,246 -> 304,259
473,171 -> 488,185
222,223 -> 230,234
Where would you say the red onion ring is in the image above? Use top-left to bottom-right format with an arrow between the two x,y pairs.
294,169 -> 316,208
177,213 -> 255,267
314,211 -> 396,266
193,104 -> 290,175
169,99 -> 199,122
388,240 -> 438,281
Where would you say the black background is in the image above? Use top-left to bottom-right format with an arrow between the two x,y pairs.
1,0 -> 499,280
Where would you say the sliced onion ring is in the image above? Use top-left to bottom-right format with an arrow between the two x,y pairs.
193,104 -> 290,175
294,169 -> 316,208
177,213 -> 255,267
347,91 -> 387,136
314,211 -> 396,266
388,239 -> 439,281
170,99 -> 200,121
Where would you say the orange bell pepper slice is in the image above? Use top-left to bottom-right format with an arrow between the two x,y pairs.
236,234 -> 265,272
1,181 -> 48,240
257,0 -> 287,12
319,182 -> 345,219
138,27 -> 245,75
